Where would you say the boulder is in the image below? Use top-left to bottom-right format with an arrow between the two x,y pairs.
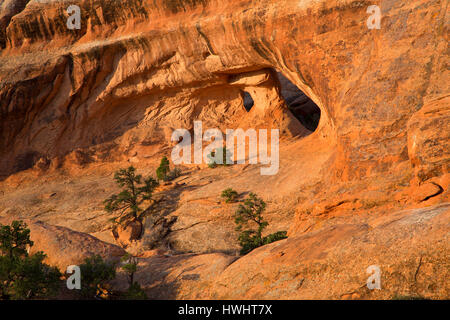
114,220 -> 143,248
0,217 -> 126,271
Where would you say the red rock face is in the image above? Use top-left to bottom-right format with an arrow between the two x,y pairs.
1,0 -> 447,181
0,0 -> 448,299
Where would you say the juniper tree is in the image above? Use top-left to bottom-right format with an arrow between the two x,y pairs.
104,166 -> 159,223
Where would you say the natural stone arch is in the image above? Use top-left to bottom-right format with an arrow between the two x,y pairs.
276,71 -> 321,132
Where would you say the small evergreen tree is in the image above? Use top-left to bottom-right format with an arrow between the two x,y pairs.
156,156 -> 170,181
120,253 -> 147,300
0,220 -> 33,257
221,188 -> 239,203
120,253 -> 137,287
79,255 -> 116,299
234,193 -> 287,255
9,252 -> 61,299
157,157 -> 181,182
0,220 -> 61,299
104,166 -> 159,223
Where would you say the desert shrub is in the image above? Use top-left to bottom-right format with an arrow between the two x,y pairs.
166,167 -> 182,181
262,231 -> 288,245
123,282 -> 147,300
234,193 -> 287,255
104,166 -> 159,223
79,255 -> 116,299
0,220 -> 61,300
208,147 -> 232,168
221,188 -> 238,203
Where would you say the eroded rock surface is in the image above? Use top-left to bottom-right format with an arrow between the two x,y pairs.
210,204 -> 450,300
1,0 -> 448,183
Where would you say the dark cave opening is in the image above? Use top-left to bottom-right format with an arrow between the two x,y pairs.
276,72 -> 321,132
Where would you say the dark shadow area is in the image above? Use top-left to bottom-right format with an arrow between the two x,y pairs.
140,179 -> 218,253
242,91 -> 254,112
276,72 -> 321,132
0,0 -> 30,49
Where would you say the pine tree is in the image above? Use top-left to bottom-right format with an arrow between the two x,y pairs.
234,193 -> 287,255
104,166 -> 159,223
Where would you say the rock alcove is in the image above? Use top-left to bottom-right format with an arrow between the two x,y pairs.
231,69 -> 321,137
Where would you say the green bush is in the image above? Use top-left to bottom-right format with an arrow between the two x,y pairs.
208,147 -> 232,168
221,188 -> 238,203
262,231 -> 288,245
234,193 -> 287,255
0,220 -> 61,300
79,254 -> 116,299
104,166 -> 159,223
